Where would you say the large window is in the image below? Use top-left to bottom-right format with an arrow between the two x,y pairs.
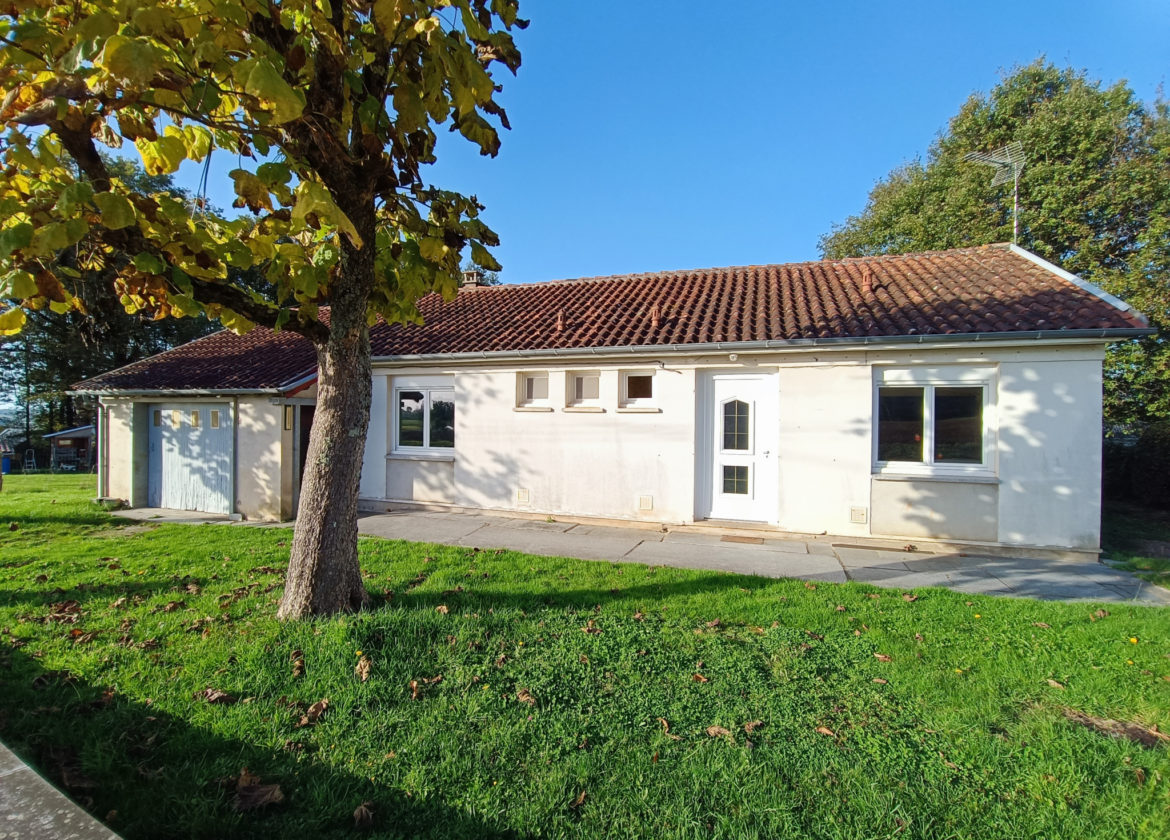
876,385 -> 987,470
395,388 -> 455,453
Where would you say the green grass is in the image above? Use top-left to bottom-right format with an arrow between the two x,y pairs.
1,475 -> 1168,840
1102,502 -> 1170,588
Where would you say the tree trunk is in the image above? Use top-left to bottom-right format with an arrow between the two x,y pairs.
277,205 -> 375,620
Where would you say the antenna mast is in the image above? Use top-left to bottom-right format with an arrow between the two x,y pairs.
964,141 -> 1026,244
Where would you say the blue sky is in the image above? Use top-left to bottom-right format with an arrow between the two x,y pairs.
174,0 -> 1170,285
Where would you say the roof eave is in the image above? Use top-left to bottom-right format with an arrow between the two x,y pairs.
1008,244 -> 1149,325
76,387 -> 283,397
370,327 -> 1153,365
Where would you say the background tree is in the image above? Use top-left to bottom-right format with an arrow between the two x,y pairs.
0,0 -> 524,618
820,61 -> 1170,428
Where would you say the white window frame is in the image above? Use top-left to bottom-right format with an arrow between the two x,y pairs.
516,372 -> 550,409
873,367 -> 996,479
392,383 -> 456,455
567,370 -> 601,408
620,370 -> 656,408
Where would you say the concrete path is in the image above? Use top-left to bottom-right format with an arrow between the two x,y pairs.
0,741 -> 119,840
115,507 -> 1170,604
355,510 -> 1170,605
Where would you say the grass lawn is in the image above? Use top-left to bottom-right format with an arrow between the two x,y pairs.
1102,502 -> 1170,588
1,475 -> 1168,840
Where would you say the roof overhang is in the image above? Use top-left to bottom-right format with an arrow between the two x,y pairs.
75,369 -> 319,398
371,327 -> 1154,366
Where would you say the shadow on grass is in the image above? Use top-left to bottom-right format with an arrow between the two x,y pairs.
0,649 -> 526,840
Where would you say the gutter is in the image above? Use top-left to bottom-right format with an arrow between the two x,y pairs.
72,387 -> 284,397
371,327 -> 1154,366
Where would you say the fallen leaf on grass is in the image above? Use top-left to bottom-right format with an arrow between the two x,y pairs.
1090,609 -> 1109,621
815,726 -> 835,737
355,656 -> 372,682
658,718 -> 681,740
835,604 -> 846,612
872,678 -> 888,685
69,630 -> 98,645
805,631 -> 824,641
297,698 -> 329,727
233,770 -> 284,812
435,605 -> 449,615
581,620 -> 602,634
196,688 -> 236,705
902,593 -> 918,602
705,726 -> 732,738
633,611 -> 645,621
692,673 -> 709,684
1046,679 -> 1066,690
1032,622 -> 1051,629
743,720 -> 764,733
516,688 -> 536,706
1061,708 -> 1169,747
874,653 -> 892,662
291,650 -> 305,678
353,801 -> 374,828
570,790 -> 586,810
110,597 -> 128,610
803,582 -> 817,590
705,619 -> 722,629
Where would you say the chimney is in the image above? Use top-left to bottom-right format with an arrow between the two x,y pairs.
461,268 -> 486,288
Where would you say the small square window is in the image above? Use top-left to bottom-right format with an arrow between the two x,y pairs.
569,371 -> 600,405
621,371 -> 655,406
190,410 -> 200,428
210,410 -> 221,429
722,465 -> 750,495
518,373 -> 549,406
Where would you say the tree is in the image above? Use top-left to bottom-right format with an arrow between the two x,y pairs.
0,0 -> 524,618
820,61 -> 1170,427
0,158 -> 218,436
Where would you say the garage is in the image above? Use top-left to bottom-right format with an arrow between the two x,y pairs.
147,403 -> 233,514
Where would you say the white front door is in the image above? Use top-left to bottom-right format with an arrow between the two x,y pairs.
701,373 -> 778,522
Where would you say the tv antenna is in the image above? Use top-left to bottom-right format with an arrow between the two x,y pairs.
964,141 -> 1026,244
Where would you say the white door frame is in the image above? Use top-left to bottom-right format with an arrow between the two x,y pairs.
695,370 -> 779,523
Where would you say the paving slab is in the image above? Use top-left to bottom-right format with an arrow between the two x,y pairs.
0,742 -> 119,840
453,524 -> 647,562
624,541 -> 849,582
662,531 -> 812,555
357,512 -> 489,544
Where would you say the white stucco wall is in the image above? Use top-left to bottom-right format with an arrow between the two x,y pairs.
236,397 -> 283,521
359,341 -> 1107,550
102,398 -> 136,503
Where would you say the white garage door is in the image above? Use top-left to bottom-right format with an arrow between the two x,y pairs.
147,403 -> 233,514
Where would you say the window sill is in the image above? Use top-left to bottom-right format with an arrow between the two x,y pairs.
388,452 -> 455,463
563,406 -> 605,413
513,406 -> 554,413
872,472 -> 999,485
617,406 -> 661,414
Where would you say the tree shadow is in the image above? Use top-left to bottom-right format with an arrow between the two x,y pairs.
0,649 -> 526,840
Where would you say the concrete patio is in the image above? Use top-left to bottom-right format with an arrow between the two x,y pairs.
117,506 -> 1170,604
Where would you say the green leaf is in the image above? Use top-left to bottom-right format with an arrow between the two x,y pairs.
99,34 -> 163,86
292,181 -> 362,247
418,236 -> 449,263
1,270 -> 37,299
235,58 -> 305,125
469,241 -> 502,272
132,252 -> 167,274
93,192 -> 136,230
32,219 -> 89,253
0,223 -> 34,259
229,168 -> 274,212
0,307 -> 26,336
136,136 -> 187,175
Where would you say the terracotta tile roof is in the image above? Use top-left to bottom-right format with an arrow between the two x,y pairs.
76,244 -> 1146,393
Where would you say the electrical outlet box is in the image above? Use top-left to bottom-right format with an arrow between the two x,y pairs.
517,488 -> 530,504
849,506 -> 868,525
637,495 -> 653,511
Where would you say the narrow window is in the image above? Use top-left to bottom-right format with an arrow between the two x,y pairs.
571,372 -> 600,404
722,465 -> 749,495
190,410 -> 200,428
152,410 -> 161,427
934,387 -> 983,463
722,400 -> 750,451
398,391 -> 426,447
210,410 -> 221,429
283,405 -> 294,431
171,410 -> 181,429
877,388 -> 924,462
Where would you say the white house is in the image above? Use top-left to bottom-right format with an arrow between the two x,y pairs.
77,244 -> 1149,558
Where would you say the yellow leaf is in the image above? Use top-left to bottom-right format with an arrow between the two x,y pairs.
292,181 -> 362,248
0,308 -> 26,335
2,270 -> 37,299
137,136 -> 186,175
93,192 -> 136,230
235,58 -> 305,125
100,35 -> 163,86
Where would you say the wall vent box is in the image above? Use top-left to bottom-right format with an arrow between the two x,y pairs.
637,495 -> 654,511
516,488 -> 530,504
849,506 -> 868,525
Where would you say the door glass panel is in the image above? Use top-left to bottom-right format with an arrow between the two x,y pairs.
398,391 -> 425,447
722,465 -> 749,495
430,390 -> 455,448
722,400 -> 750,451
